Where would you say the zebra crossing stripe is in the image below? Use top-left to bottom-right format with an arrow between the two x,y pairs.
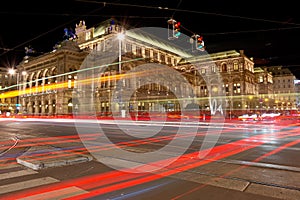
0,164 -> 23,170
0,169 -> 37,181
0,177 -> 59,195
18,186 -> 88,200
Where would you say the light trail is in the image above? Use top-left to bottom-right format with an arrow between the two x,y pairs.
2,124 -> 300,199
0,62 -> 164,99
172,126 -> 300,199
0,120 -> 248,168
0,119 -> 297,169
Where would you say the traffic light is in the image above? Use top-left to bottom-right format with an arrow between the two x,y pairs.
167,18 -> 182,40
174,21 -> 181,38
196,35 -> 205,51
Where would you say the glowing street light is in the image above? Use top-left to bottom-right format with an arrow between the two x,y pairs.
8,68 -> 15,75
21,71 -> 27,76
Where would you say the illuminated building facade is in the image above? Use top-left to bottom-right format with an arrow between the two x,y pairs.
11,19 -> 282,116
254,67 -> 274,112
266,66 -> 297,111
16,41 -> 88,115
295,80 -> 300,108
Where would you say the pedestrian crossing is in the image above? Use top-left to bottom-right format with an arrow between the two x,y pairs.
0,169 -> 37,181
0,163 -> 88,199
0,177 -> 59,195
19,186 -> 88,200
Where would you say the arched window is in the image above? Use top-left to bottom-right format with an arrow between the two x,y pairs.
51,68 -> 57,84
31,73 -> 36,87
37,72 -> 43,86
233,62 -> 239,71
44,70 -> 51,85
26,76 -> 30,89
221,63 -> 227,72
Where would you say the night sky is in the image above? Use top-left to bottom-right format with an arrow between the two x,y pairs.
1,0 -> 300,78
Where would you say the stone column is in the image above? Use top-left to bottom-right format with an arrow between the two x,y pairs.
41,99 -> 46,115
35,99 -> 40,115
48,99 -> 53,115
28,102 -> 33,114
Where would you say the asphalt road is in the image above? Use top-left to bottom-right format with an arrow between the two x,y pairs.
0,118 -> 299,200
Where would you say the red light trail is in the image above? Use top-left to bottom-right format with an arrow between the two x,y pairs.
1,124 -> 300,200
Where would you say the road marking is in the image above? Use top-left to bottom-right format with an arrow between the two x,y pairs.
0,169 -> 37,181
0,177 -> 59,195
19,186 -> 88,200
0,163 -> 23,170
246,183 -> 300,200
170,171 -> 250,191
221,159 -> 300,172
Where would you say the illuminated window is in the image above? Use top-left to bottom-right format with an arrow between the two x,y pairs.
233,62 -> 239,71
68,80 -> 72,88
201,85 -> 208,96
174,59 -> 177,65
259,76 -> 263,83
136,46 -> 142,57
74,76 -> 77,88
153,51 -> 158,61
268,76 -> 273,83
86,32 -> 91,40
211,65 -> 216,73
160,54 -> 165,63
233,83 -> 241,94
145,49 -> 150,58
68,75 -> 73,89
223,84 -> 229,94
167,57 -> 171,64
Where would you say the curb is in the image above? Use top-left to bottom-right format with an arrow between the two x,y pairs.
16,145 -> 93,170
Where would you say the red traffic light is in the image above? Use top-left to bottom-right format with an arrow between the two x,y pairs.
174,22 -> 181,29
197,35 -> 203,42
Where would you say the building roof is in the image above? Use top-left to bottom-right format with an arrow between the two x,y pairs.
254,67 -> 264,73
126,27 -> 194,58
265,66 -> 294,77
92,19 -> 202,58
178,50 -> 242,65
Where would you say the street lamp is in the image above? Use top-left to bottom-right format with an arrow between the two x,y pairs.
117,32 -> 125,117
8,68 -> 15,75
8,68 -> 18,113
8,68 -> 27,114
117,32 -> 125,74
